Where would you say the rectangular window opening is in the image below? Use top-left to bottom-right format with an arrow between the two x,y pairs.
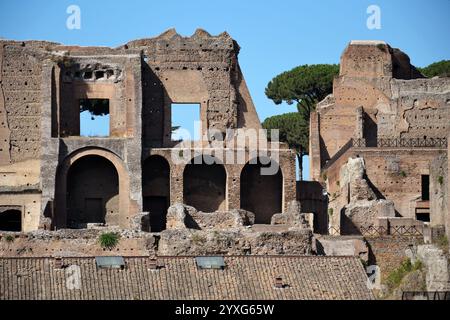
80,99 -> 110,137
171,103 -> 201,141
421,175 -> 430,201
416,212 -> 430,222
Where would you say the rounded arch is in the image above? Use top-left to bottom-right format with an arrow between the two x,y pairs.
55,147 -> 130,229
142,155 -> 171,232
240,156 -> 283,224
0,209 -> 22,231
183,154 -> 227,212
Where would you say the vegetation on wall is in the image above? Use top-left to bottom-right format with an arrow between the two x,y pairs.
386,258 -> 423,292
99,232 -> 120,250
4,235 -> 15,243
191,232 -> 206,245
434,234 -> 448,253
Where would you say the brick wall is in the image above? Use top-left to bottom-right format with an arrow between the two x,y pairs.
366,236 -> 423,281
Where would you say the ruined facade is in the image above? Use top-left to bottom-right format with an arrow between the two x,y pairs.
309,40 -> 450,238
0,29 -> 297,234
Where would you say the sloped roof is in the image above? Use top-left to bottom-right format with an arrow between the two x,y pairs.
0,256 -> 373,300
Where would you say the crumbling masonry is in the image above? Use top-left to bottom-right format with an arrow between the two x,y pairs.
0,32 -> 449,258
309,40 -> 450,240
0,29 -> 297,235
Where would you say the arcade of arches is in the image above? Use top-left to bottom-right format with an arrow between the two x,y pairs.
54,150 -> 285,231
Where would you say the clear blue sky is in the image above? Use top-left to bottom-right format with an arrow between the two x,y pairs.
1,0 -> 449,179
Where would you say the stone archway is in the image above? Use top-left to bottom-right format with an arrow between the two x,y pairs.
66,155 -> 119,228
55,148 -> 130,229
183,155 -> 227,212
240,157 -> 283,224
142,155 -> 170,232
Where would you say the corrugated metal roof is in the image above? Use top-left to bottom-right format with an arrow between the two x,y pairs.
195,256 -> 225,269
95,256 -> 125,269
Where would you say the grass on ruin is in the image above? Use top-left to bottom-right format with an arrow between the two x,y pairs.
435,234 -> 449,253
386,258 -> 423,291
191,232 -> 206,245
99,232 -> 120,250
5,235 -> 15,243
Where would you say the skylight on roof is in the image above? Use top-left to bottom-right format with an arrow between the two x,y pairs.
95,256 -> 125,269
195,256 -> 225,270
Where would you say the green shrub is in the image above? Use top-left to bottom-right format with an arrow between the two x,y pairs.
435,234 -> 448,252
5,235 -> 15,243
359,258 -> 368,268
99,232 -> 120,250
376,43 -> 386,52
437,175 -> 444,185
191,232 -> 206,245
328,208 -> 334,216
386,258 -> 422,291
399,171 -> 407,178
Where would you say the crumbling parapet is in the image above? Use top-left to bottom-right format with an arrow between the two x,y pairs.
159,202 -> 312,255
315,235 -> 369,263
165,203 -> 255,230
332,157 -> 396,234
157,228 -> 313,256
271,200 -> 309,229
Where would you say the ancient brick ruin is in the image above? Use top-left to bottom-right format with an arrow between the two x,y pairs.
309,40 -> 450,240
0,31 -> 449,300
0,29 -> 297,235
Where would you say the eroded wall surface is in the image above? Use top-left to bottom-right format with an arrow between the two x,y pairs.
310,40 -> 450,234
0,29 -> 295,233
